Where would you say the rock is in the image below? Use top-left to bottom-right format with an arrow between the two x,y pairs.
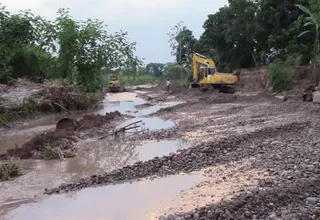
268,212 -> 277,220
244,211 -> 253,218
275,95 -> 288,101
166,214 -> 176,220
313,91 -> 320,103
207,211 -> 214,218
306,197 -> 318,205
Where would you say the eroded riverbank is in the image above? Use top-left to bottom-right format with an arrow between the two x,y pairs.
1,85 -> 320,220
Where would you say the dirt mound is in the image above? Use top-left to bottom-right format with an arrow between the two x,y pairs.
0,130 -> 76,160
77,111 -> 121,129
0,111 -> 122,160
235,65 -> 316,93
31,84 -> 100,112
0,79 -> 103,126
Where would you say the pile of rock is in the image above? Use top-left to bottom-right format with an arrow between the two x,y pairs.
313,82 -> 320,104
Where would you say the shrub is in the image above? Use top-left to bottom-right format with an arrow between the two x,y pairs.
268,54 -> 302,93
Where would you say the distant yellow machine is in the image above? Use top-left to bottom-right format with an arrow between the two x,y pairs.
108,72 -> 122,93
190,53 -> 239,93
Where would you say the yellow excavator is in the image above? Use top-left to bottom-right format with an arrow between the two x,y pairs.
190,53 -> 239,93
108,72 -> 122,93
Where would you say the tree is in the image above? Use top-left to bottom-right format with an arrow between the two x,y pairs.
145,63 -> 165,76
0,3 -> 142,91
296,3 -> 319,58
195,0 -> 259,71
168,21 -> 197,67
193,0 -> 315,71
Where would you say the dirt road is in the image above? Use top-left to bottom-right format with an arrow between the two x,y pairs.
1,85 -> 320,220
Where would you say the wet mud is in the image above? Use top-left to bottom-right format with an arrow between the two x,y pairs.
1,84 -> 320,220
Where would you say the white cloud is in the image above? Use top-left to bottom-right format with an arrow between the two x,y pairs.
0,0 -> 228,63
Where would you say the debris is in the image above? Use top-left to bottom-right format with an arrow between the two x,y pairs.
56,117 -> 78,131
98,120 -> 144,140
303,85 -> 315,102
0,111 -> 122,160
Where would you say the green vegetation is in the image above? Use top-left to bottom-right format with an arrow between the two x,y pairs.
0,159 -> 22,181
156,106 -> 174,114
120,75 -> 162,86
0,5 -> 141,92
1,0 -> 320,92
42,139 -> 73,160
268,54 -> 302,92
164,0 -> 320,92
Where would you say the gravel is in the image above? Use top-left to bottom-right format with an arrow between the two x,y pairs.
44,121 -> 309,195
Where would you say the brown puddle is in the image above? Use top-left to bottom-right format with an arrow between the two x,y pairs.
0,139 -> 190,212
0,92 -> 190,219
0,173 -> 199,220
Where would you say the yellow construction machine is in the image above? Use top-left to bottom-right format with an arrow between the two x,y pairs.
190,53 -> 239,93
108,72 -> 122,93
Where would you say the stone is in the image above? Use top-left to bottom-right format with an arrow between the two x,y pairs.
306,197 -> 318,205
244,211 -> 253,218
166,214 -> 176,220
268,212 -> 277,220
313,91 -> 320,103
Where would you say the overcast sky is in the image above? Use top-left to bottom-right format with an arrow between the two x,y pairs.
1,0 -> 228,64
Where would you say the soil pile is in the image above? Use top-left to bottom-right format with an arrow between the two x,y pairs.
0,130 -> 76,160
0,79 -> 103,126
31,84 -> 100,112
0,111 -> 122,160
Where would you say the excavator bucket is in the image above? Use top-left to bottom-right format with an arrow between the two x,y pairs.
189,82 -> 200,89
108,86 -> 120,93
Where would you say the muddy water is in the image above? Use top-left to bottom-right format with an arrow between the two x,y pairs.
1,174 -> 199,220
0,91 -> 194,220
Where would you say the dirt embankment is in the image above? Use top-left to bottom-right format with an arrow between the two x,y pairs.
0,111 -> 121,160
235,65 -> 318,92
0,79 -> 105,127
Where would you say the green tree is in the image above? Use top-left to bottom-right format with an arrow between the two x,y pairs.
195,0 -> 259,71
296,3 -> 320,58
168,21 -> 197,67
0,3 -> 142,90
145,63 -> 165,76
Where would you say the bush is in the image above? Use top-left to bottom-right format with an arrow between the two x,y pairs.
0,159 -> 22,181
267,54 -> 302,93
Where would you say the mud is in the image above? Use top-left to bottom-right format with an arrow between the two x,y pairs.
0,79 -> 104,126
2,72 -> 320,219
0,111 -> 121,160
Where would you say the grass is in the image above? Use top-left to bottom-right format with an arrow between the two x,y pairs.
120,75 -> 162,86
42,140 -> 72,160
179,79 -> 190,89
0,159 -> 22,181
0,115 -> 9,127
267,54 -> 302,93
156,106 -> 174,114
